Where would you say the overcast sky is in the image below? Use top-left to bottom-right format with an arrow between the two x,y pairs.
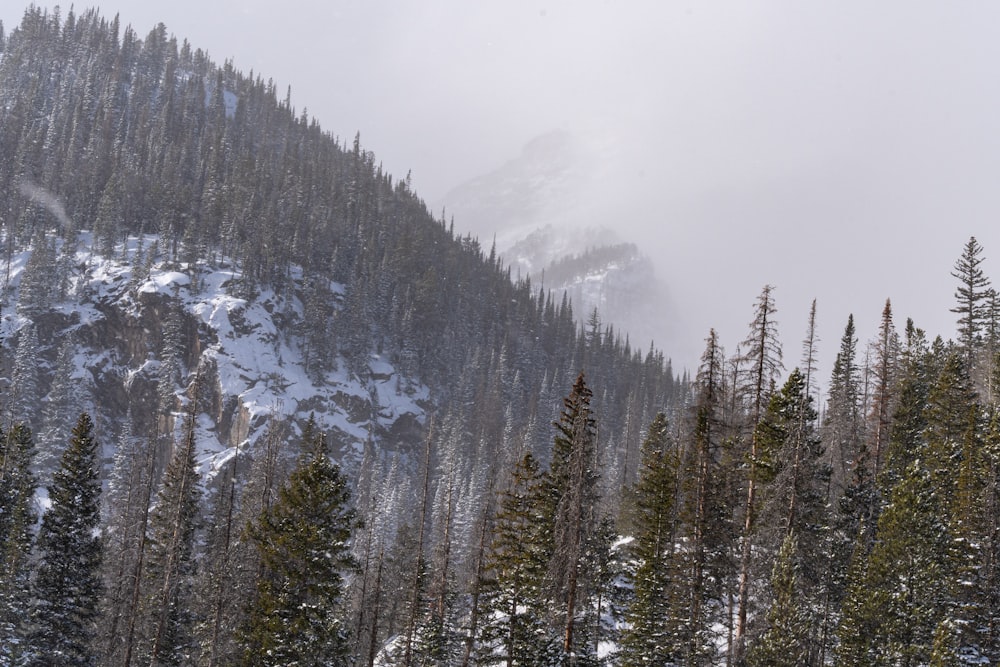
5,2 -> 1000,376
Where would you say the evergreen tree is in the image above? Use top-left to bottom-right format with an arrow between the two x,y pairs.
222,415 -> 289,665
0,424 -> 37,665
833,529 -> 876,667
951,236 -> 992,369
9,323 -> 40,435
29,412 -> 103,666
736,285 -> 784,660
979,405 -> 1000,663
619,413 -> 680,666
140,419 -> 203,666
38,337 -> 84,487
822,314 -> 863,499
196,448 -> 244,667
879,320 -> 933,496
672,329 -> 733,665
477,453 -> 558,666
17,230 -> 55,318
238,419 -> 358,666
746,532 -> 809,667
157,295 -> 186,423
838,463 -> 953,665
867,299 -> 898,490
546,372 -> 601,663
755,369 -> 826,541
99,423 -> 157,666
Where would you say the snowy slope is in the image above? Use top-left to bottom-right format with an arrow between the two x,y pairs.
1,232 -> 429,480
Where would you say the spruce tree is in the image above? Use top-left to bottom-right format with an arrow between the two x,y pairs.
9,323 -> 40,436
140,420 -> 203,666
838,463 -> 953,665
746,532 -> 809,667
879,320 -> 932,496
157,295 -> 186,422
0,424 -> 37,665
951,236 -> 992,369
833,530 -> 876,667
477,453 -> 559,666
38,337 -> 83,486
672,329 -> 732,664
735,285 -> 784,660
239,419 -> 358,666
822,314 -> 862,499
99,425 -> 156,666
619,413 -> 680,666
29,412 -> 103,666
546,372 -> 601,662
979,405 -> 1000,663
867,299 -> 898,489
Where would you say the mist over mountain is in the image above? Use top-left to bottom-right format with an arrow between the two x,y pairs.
438,130 -> 682,357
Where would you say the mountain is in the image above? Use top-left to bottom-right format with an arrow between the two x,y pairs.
5,8 -> 1000,666
437,130 -> 682,354
0,6 -> 695,663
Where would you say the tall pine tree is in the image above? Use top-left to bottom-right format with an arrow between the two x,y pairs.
545,372 -> 601,663
619,413 -> 680,666
476,453 -> 559,666
239,418 -> 358,666
0,424 -> 37,665
140,418 -> 203,666
951,236 -> 991,370
29,412 -> 103,666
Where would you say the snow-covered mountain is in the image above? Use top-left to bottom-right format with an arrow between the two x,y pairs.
437,130 -> 681,352
3,233 -> 428,483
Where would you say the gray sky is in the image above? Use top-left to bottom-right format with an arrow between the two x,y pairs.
5,2 -> 1000,375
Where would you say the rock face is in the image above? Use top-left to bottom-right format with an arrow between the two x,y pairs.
1,236 -> 430,480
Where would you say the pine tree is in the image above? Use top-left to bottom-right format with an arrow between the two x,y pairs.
397,425 -> 439,667
736,285 -> 784,659
29,412 -> 103,666
619,413 -> 680,666
951,236 -> 992,369
672,329 -> 732,665
746,532 -> 809,667
38,337 -> 83,487
979,404 -> 1000,663
546,372 -> 601,663
157,295 -> 186,424
838,463 -> 953,665
833,529 -> 876,667
477,453 -> 559,666
413,439 -> 465,667
140,419 -> 203,666
0,424 -> 37,665
17,230 -> 55,318
99,422 -> 157,666
222,415 -> 289,664
879,320 -> 933,496
196,446 -> 244,667
822,315 -> 863,499
9,323 -> 40,435
867,299 -> 898,489
238,419 -> 358,666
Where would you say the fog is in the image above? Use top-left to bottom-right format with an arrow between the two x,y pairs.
5,2 -> 1000,376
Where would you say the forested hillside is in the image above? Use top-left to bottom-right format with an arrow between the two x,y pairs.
1,5 -> 1000,667
0,5 -> 681,664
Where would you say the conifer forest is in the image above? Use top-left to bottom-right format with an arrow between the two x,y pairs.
2,5 -> 1000,666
